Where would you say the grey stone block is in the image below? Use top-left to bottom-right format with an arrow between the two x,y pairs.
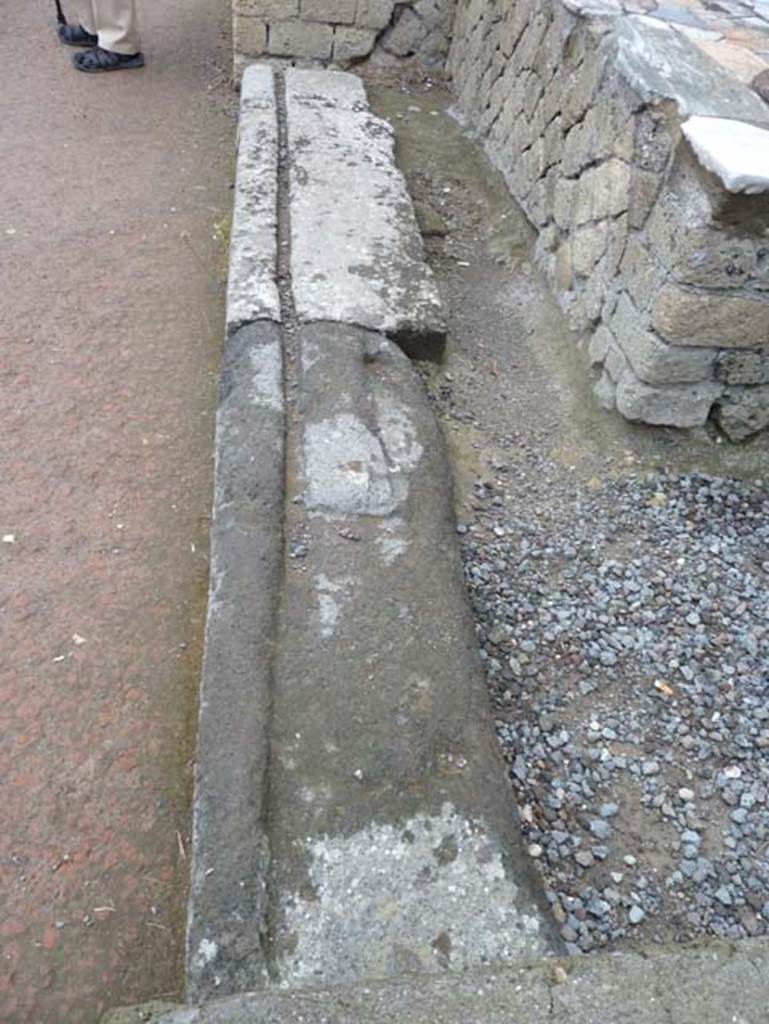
716,385 -> 769,441
616,373 -> 722,427
561,47 -> 606,129
612,292 -> 717,385
628,167 -> 662,228
561,115 -> 596,178
269,20 -> 334,58
382,7 -> 427,56
285,68 -> 445,355
115,940 -> 769,1024
716,349 -> 769,385
301,0 -> 356,23
594,368 -> 617,410
264,324 -> 554,988
652,284 -> 769,348
571,221 -> 610,278
235,0 -> 299,17
574,160 -> 631,225
333,25 -> 377,61
553,178 -> 577,230
227,65 -> 280,331
620,234 -> 667,311
356,0 -> 395,30
233,13 -> 267,56
646,187 -> 757,289
605,339 -> 632,383
589,324 -> 614,366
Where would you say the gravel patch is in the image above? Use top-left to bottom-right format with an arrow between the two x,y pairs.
460,468 -> 769,952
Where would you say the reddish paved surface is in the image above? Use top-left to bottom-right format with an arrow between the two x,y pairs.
0,3 -> 233,1020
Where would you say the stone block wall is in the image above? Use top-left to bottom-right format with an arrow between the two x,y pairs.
233,0 -> 457,72
448,0 -> 769,440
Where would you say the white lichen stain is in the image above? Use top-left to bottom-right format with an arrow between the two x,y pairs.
277,803 -> 547,986
196,938 -> 219,968
304,414 -> 394,516
377,536 -> 408,564
248,343 -> 283,412
314,573 -> 352,638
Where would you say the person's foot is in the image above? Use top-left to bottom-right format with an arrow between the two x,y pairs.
73,47 -> 145,73
58,23 -> 98,47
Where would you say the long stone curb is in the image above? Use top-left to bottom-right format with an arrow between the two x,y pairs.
185,321 -> 284,1002
105,938 -> 769,1023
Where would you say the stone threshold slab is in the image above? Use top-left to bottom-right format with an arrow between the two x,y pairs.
105,938 -> 769,1023
285,69 -> 446,358
227,65 -> 446,357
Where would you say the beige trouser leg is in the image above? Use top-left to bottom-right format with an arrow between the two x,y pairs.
74,0 -> 142,55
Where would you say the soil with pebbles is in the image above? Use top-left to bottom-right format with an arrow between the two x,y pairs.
462,470 -> 769,952
367,78 -> 769,954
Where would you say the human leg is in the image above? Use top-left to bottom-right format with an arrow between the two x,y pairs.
58,0 -> 98,45
70,0 -> 144,72
73,0 -> 97,34
91,0 -> 142,56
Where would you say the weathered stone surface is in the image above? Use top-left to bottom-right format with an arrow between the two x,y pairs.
605,339 -> 631,383
235,0 -> 298,17
620,235 -> 667,310
716,349 -> 769,385
594,368 -> 617,409
261,324 -> 554,989
301,0 -> 356,22
186,323 -> 285,1002
233,13 -> 267,56
356,0 -> 395,30
574,160 -> 631,225
382,7 -> 427,55
753,68 -> 769,104
628,167 -> 662,228
561,45 -> 607,129
114,940 -> 769,1024
571,221 -> 610,277
716,385 -> 769,440
561,115 -> 597,178
333,25 -> 377,61
269,19 -> 334,57
652,284 -> 769,348
615,15 -> 769,122
646,195 -> 756,288
633,108 -> 673,174
588,324 -> 614,366
555,242 -> 573,293
286,69 -> 445,353
226,65 -> 280,331
616,374 -> 721,427
553,178 -> 576,230
612,292 -> 717,385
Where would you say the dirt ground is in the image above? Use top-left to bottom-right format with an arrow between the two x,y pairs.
0,3 -> 234,1020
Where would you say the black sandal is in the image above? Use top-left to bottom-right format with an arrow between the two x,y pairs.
58,23 -> 98,47
73,46 -> 145,73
